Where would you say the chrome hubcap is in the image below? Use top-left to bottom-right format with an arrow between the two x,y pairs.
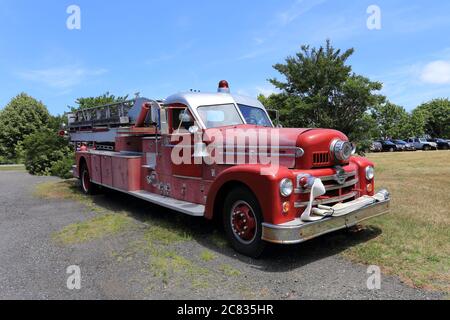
230,201 -> 257,244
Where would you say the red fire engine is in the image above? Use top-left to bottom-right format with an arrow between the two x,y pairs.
68,81 -> 390,257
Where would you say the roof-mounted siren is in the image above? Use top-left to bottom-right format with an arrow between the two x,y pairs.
218,80 -> 230,93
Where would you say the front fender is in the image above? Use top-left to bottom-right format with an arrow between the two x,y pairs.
205,165 -> 297,225
350,156 -> 375,196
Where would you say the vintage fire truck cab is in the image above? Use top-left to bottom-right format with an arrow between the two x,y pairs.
69,81 -> 390,257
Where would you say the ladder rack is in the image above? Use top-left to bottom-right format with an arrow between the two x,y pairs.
68,99 -> 137,129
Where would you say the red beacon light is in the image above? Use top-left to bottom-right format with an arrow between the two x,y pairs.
218,80 -> 230,93
58,130 -> 67,137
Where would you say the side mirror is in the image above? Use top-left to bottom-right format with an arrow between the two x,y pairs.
188,126 -> 199,134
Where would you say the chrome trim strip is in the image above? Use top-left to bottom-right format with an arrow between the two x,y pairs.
294,191 -> 358,208
319,171 -> 357,182
90,182 -> 205,217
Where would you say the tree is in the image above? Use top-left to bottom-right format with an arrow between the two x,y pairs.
71,92 -> 129,110
0,93 -> 50,163
22,129 -> 73,178
413,99 -> 450,138
262,40 -> 385,142
371,102 -> 411,139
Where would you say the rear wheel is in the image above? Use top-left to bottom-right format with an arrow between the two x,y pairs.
223,187 -> 266,258
80,164 -> 98,195
389,147 -> 394,152
423,145 -> 431,151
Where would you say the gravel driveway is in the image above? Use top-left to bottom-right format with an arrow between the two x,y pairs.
0,170 -> 443,300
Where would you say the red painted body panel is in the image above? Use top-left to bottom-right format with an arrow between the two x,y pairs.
111,157 -> 142,191
101,156 -> 113,186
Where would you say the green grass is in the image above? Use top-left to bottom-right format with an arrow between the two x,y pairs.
53,213 -> 134,245
143,220 -> 193,245
219,264 -> 241,277
200,250 -> 216,262
34,180 -> 84,202
0,164 -> 25,171
344,151 -> 450,292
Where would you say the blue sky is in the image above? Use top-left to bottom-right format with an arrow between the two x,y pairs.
1,0 -> 450,115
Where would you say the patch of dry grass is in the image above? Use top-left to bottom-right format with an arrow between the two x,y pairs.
0,165 -> 25,171
53,213 -> 134,245
34,180 -> 83,201
344,151 -> 450,292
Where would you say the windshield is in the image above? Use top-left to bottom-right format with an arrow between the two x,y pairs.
197,104 -> 243,128
238,104 -> 273,127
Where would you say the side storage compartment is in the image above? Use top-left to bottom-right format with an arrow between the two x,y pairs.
91,154 -> 102,184
112,156 -> 142,192
101,155 -> 113,187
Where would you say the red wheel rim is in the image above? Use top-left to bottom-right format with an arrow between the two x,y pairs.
230,201 -> 257,244
82,169 -> 90,192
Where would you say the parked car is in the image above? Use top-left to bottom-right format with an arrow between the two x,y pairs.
427,138 -> 450,150
406,138 -> 438,151
376,140 -> 400,152
370,141 -> 383,152
390,139 -> 416,151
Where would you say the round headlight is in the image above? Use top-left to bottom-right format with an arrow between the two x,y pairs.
331,140 -> 353,161
280,178 -> 294,197
366,166 -> 374,180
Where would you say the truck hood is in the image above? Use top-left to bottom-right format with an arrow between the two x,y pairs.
204,125 -> 348,169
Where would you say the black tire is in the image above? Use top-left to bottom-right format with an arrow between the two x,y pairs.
423,145 -> 430,151
223,187 -> 266,258
389,147 -> 394,152
80,164 -> 98,195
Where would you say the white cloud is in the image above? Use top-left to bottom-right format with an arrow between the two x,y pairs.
276,0 -> 327,26
420,60 -> 450,84
17,66 -> 107,89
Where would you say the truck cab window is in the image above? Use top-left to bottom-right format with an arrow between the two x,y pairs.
197,104 -> 243,128
170,108 -> 195,133
237,104 -> 273,127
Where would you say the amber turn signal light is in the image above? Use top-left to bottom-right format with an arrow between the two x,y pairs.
282,202 -> 290,214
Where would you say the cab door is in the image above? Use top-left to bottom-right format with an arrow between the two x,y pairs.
165,105 -> 202,178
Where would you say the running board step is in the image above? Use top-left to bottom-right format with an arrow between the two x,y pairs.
129,190 -> 205,217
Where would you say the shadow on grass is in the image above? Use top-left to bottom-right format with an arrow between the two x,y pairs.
80,183 -> 382,273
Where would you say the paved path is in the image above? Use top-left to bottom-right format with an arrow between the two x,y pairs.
0,171 -> 443,299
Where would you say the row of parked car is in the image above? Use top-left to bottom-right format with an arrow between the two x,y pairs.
370,138 -> 450,152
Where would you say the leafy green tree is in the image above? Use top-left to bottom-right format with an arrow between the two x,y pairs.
261,40 -> 384,143
413,99 -> 450,138
22,129 -> 73,177
71,92 -> 129,110
371,102 -> 411,138
0,93 -> 50,163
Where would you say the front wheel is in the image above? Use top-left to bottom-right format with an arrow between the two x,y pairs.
423,145 -> 431,151
223,187 -> 266,258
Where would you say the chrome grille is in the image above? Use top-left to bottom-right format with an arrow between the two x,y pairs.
294,171 -> 359,208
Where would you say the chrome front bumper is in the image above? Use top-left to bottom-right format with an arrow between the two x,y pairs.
262,191 -> 391,244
